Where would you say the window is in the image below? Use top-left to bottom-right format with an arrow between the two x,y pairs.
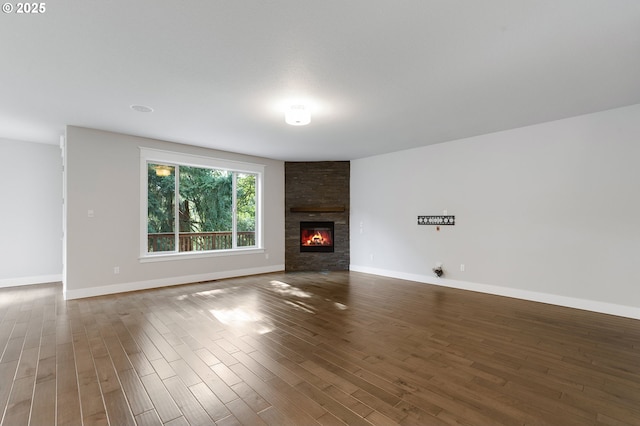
141,148 -> 263,260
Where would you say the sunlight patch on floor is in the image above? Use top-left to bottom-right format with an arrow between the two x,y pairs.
210,307 -> 273,334
284,300 -> 315,314
269,280 -> 313,298
334,302 -> 348,310
195,288 -> 232,298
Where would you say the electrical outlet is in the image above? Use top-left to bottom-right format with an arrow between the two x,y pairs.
460,264 -> 465,272
113,266 -> 120,274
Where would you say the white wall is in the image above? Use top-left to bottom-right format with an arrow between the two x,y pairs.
351,104 -> 640,319
64,127 -> 285,299
0,138 -> 62,287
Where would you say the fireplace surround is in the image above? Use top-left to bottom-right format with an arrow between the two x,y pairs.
285,161 -> 349,271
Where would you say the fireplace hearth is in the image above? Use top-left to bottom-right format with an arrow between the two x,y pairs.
300,221 -> 334,252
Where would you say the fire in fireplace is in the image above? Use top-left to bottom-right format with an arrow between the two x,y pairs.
300,221 -> 334,252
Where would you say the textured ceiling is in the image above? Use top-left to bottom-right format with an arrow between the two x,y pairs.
1,1 -> 639,160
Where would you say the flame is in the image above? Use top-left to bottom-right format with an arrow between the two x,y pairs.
302,229 -> 332,246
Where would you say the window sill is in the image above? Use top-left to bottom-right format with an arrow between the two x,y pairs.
139,247 -> 265,263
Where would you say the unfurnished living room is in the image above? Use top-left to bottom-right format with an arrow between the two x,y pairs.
1,2 -> 640,425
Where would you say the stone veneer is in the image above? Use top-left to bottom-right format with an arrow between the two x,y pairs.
285,161 -> 350,271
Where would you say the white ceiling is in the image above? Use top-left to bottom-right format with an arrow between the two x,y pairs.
2,1 -> 640,161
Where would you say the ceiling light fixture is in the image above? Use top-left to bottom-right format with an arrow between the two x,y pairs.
154,165 -> 172,177
285,104 -> 310,126
130,104 -> 154,113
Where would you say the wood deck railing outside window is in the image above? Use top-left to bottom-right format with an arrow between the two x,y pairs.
148,232 -> 255,252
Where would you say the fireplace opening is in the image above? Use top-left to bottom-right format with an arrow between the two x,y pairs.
300,221 -> 334,252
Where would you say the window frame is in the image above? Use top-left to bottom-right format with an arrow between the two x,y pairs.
139,147 -> 264,262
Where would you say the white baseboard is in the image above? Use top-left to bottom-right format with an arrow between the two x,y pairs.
64,264 -> 285,300
0,274 -> 62,289
350,265 -> 640,320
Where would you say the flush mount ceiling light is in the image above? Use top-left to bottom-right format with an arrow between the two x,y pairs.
130,104 -> 154,113
285,104 -> 310,126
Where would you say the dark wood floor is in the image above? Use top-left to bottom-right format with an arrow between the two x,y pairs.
1,271 -> 639,425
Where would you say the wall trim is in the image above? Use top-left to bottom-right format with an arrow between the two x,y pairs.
64,265 -> 284,300
0,274 -> 63,289
350,265 -> 640,320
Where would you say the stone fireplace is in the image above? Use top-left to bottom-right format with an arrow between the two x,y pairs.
285,161 -> 349,271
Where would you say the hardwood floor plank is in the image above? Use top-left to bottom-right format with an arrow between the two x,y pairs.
83,408 -> 110,425
561,387 -> 640,424
267,375 -> 328,419
128,351 -> 156,377
211,362 -> 243,388
0,321 -> 17,359
135,409 -> 163,426
35,354 -> 56,385
214,337 -> 241,356
150,356 -> 176,380
118,367 -> 154,415
213,413 -> 243,426
139,318 -> 181,363
429,374 -> 544,425
144,313 -> 172,335
1,336 -> 25,364
218,330 -> 257,354
193,348 -> 220,367
188,382 -> 232,422
55,340 -> 82,425
0,272 -> 638,425
294,381 -> 372,426
365,410 -> 405,426
140,372 -> 182,423
299,359 -> 360,395
257,405 -> 308,426
163,375 -> 215,425
223,395 -> 269,426
109,316 -> 144,356
170,356 -> 204,387
246,349 -> 304,387
30,374 -> 56,425
77,368 -> 108,422
230,380 -> 271,414
196,375 -> 237,407
273,355 -> 332,390
164,416 -> 190,426
101,333 -> 135,373
0,360 -> 19,414
315,410 -> 349,426
2,375 -> 34,425
92,354 -> 123,395
102,388 -> 136,426
311,350 -> 403,407
122,322 -> 163,362
394,401 -> 450,426
202,340 -> 239,368
150,336 -> 230,405
230,362 -> 321,425
323,384 -> 373,418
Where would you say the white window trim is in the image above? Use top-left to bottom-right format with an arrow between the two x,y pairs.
139,147 -> 265,261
